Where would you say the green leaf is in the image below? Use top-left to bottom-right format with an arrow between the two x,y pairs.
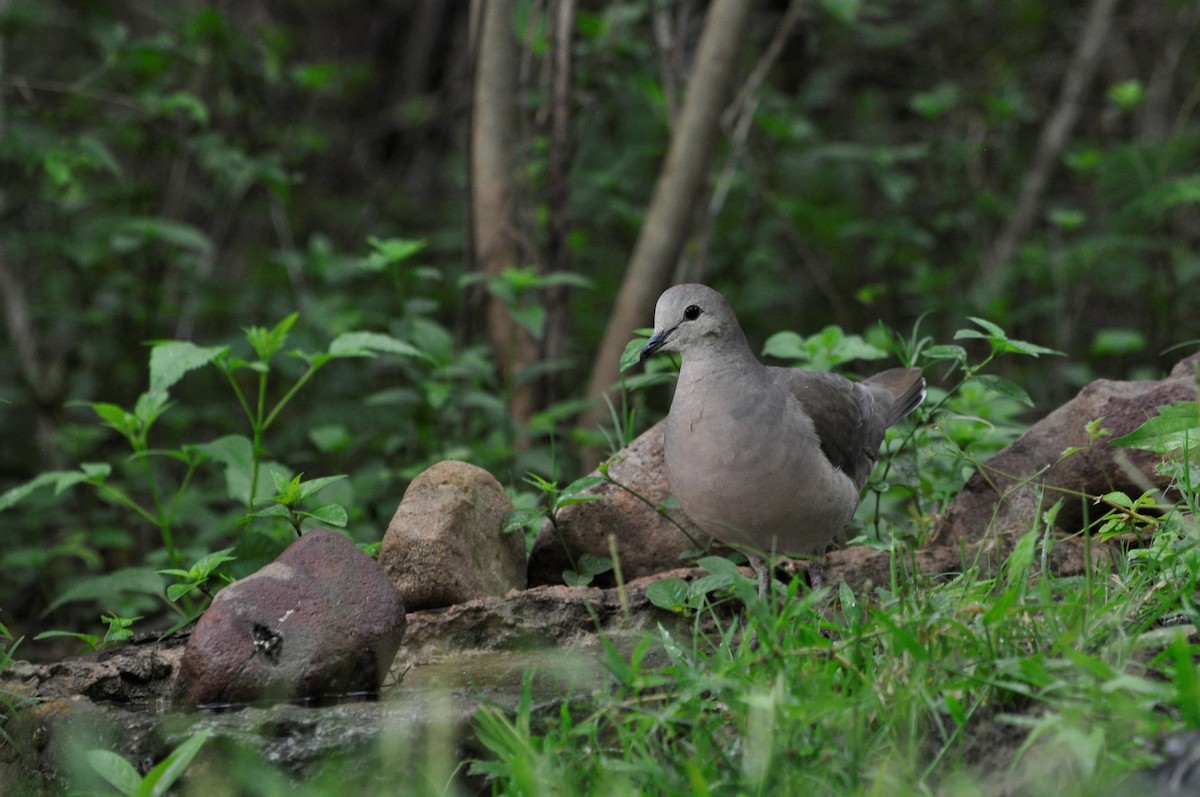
697,555 -> 742,577
246,313 -> 299,362
299,503 -> 348,527
140,729 -> 211,797
156,91 -> 210,125
974,374 -> 1034,407
646,578 -> 690,612
193,435 -> 254,503
502,508 -> 546,535
42,568 -> 165,615
112,218 -> 213,257
271,471 -> 304,506
1090,328 -> 1146,357
148,341 -> 227,395
166,583 -> 198,603
563,553 -> 612,586
956,318 -> 1062,358
619,332 -> 654,373
921,344 -> 967,364
90,402 -> 137,440
296,474 -> 349,501
761,331 -> 808,361
327,331 -> 425,360
85,749 -> 142,797
133,390 -> 172,430
362,236 -> 427,271
242,504 -> 291,523
0,468 -> 100,512
512,303 -> 548,339
1111,402 -> 1200,455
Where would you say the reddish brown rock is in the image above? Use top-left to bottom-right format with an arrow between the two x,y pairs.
935,352 -> 1200,557
527,420 -> 710,587
379,460 -> 524,610
175,529 -> 405,706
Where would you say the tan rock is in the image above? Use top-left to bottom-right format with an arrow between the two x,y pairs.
380,460 -> 524,609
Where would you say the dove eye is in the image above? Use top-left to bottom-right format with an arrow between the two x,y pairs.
683,304 -> 701,320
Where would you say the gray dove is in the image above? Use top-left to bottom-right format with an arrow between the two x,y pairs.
639,284 -> 925,583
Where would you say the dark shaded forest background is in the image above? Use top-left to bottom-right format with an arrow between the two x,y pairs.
1,0 -> 1198,646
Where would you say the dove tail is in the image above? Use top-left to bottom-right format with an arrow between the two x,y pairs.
864,367 -> 926,427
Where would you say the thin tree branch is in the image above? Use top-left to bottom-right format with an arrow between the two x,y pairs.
581,0 -> 755,440
978,0 -> 1123,292
683,0 -> 806,284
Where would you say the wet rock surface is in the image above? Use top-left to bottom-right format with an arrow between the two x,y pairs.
380,460 -> 525,609
176,529 -> 406,706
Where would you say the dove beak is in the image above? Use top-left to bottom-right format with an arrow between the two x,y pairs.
639,328 -> 673,363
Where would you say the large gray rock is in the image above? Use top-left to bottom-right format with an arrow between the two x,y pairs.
380,460 -> 524,610
175,529 -> 406,706
935,352 -> 1200,559
527,420 -> 710,586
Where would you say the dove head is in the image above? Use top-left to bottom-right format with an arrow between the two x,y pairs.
639,284 -> 746,362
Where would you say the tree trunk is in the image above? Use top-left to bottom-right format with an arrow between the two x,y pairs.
541,0 -> 577,411
579,0 -> 754,443
470,0 -> 540,429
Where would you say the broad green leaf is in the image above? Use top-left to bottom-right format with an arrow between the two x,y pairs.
42,568 -> 165,615
148,341 -> 227,395
362,236 -> 426,271
243,504 -> 291,522
113,217 -> 213,257
300,503 -> 348,527
187,547 -> 237,577
327,331 -> 424,360
166,583 -> 198,603
509,304 -> 546,339
502,508 -> 546,535
761,331 -> 807,361
619,331 -> 654,372
687,572 -> 736,600
85,749 -> 142,797
296,474 -> 349,500
697,555 -> 742,577
0,468 -> 98,512
133,390 -> 172,429
193,435 -> 254,503
922,344 -> 968,364
646,578 -> 690,612
1112,402 -> 1200,455
90,402 -> 136,439
563,553 -> 612,586
974,374 -> 1034,407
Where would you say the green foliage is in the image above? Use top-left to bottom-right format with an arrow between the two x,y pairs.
86,729 -> 211,797
159,547 -> 237,603
34,612 -> 142,652
470,518 -> 1200,795
0,311 -> 421,630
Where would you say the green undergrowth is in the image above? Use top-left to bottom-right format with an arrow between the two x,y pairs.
471,518 -> 1199,796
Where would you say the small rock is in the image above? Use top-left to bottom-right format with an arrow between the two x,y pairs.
527,420 -> 710,586
935,352 -> 1200,558
175,529 -> 405,706
379,460 -> 524,610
